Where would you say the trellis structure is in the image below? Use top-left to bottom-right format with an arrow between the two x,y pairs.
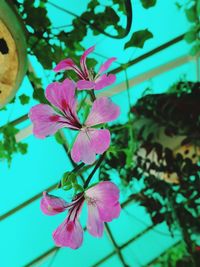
0,1 -> 199,266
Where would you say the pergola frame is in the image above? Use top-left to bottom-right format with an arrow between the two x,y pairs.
1,33 -> 199,267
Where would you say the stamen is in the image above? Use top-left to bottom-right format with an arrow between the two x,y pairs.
85,196 -> 96,206
67,194 -> 84,223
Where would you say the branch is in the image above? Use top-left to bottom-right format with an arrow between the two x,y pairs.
84,153 -> 106,189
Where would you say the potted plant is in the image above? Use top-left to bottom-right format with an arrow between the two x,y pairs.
0,0 -> 27,107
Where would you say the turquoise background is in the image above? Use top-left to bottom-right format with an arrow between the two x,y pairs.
0,0 -> 198,266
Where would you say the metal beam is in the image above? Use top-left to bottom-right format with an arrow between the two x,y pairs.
111,34 -> 184,75
24,247 -> 59,267
13,53 -> 199,141
0,181 -> 133,221
1,34 -> 188,267
1,34 -> 185,133
97,54 -> 199,99
0,182 -> 58,221
22,198 -> 150,267
92,225 -> 154,267
105,223 -> 129,267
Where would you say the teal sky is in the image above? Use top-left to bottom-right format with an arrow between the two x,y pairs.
0,0 -> 198,266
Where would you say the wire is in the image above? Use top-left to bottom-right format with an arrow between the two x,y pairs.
47,249 -> 59,267
47,0 -> 133,39
123,208 -> 182,238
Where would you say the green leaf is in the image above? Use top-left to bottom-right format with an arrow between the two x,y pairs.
0,106 -> 7,111
140,0 -> 156,9
9,97 -> 16,104
184,30 -> 197,43
124,29 -> 153,49
28,72 -> 43,86
32,88 -> 48,104
198,0 -> 200,15
18,143 -> 28,154
104,6 -> 120,25
0,124 -> 28,165
33,42 -> 53,69
26,7 -> 51,31
175,2 -> 182,10
112,0 -> 126,13
190,42 -> 200,56
54,132 -> 65,145
185,5 -> 197,22
73,184 -> 84,193
61,172 -> 77,187
63,184 -> 72,191
19,94 -> 30,105
87,0 -> 99,10
86,58 -> 98,69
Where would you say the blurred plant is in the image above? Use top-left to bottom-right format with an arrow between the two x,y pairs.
0,124 -> 28,165
176,0 -> 200,55
148,242 -> 200,267
100,81 -> 200,263
13,0 -> 133,69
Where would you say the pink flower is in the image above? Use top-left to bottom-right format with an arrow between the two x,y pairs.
54,46 -> 116,91
41,191 -> 84,249
41,181 -> 120,249
29,79 -> 120,164
85,181 -> 121,237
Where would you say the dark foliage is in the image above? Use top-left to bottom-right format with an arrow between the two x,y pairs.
101,82 -> 200,253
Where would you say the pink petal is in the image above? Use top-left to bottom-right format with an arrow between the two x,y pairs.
45,79 -> 75,113
85,97 -> 120,127
53,199 -> 84,249
86,181 -> 121,222
71,131 -> 95,164
87,204 -> 104,237
99,57 -> 116,74
45,79 -> 81,129
29,104 -> 68,138
90,129 -> 110,154
71,129 -> 110,164
77,80 -> 96,90
40,192 -> 67,216
80,46 -> 95,77
53,219 -> 83,249
94,74 -> 116,90
53,58 -> 83,78
99,202 -> 121,222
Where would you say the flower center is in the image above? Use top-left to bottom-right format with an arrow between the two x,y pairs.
80,126 -> 87,131
85,196 -> 96,206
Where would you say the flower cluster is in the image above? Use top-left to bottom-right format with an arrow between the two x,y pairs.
53,45 -> 116,91
29,46 -> 119,165
41,181 -> 120,249
29,46 -> 121,249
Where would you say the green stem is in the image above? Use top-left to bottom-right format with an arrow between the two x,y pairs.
89,90 -> 96,102
124,69 -> 134,153
168,192 -> 196,266
84,153 -> 106,189
110,122 -> 131,131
